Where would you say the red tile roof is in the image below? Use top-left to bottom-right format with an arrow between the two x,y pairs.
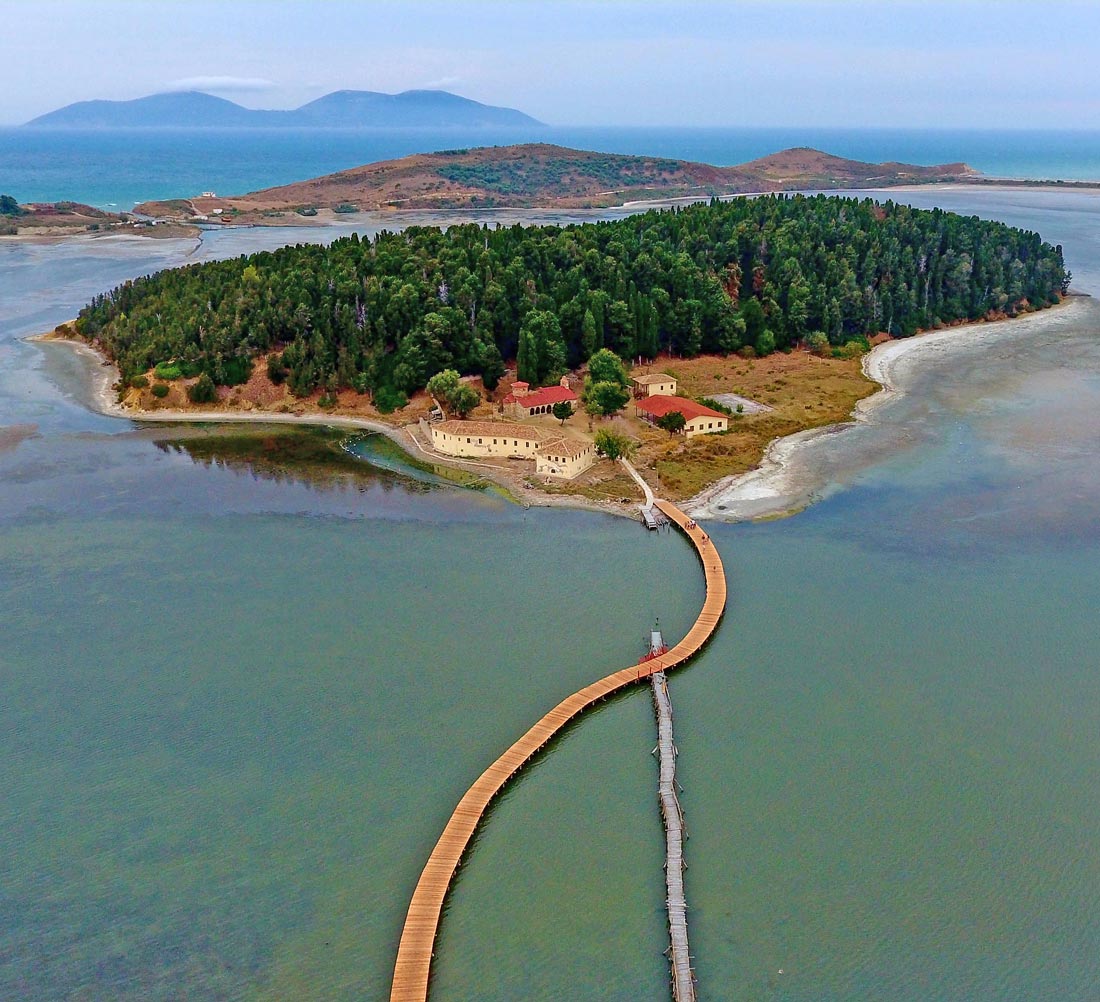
635,395 -> 727,421
503,385 -> 578,409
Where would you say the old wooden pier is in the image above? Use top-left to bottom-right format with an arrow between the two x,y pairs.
651,668 -> 695,1002
390,499 -> 725,1002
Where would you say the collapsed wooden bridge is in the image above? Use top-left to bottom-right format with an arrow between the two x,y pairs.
390,499 -> 726,1002
651,668 -> 696,1002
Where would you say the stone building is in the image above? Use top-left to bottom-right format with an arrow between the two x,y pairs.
429,420 -> 595,479
501,377 -> 578,418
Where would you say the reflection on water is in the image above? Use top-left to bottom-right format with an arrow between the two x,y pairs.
154,426 -> 439,495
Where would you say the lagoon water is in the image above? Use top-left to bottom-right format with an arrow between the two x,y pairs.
2,182 -> 1100,999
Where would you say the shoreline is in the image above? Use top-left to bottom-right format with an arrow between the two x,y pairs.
32,298 -> 1084,525
685,295 -> 1088,520
27,330 -> 644,521
12,178 -> 1100,249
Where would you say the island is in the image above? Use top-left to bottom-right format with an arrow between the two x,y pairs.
53,192 -> 1067,509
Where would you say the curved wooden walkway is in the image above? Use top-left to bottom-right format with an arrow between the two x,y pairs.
390,499 -> 726,1002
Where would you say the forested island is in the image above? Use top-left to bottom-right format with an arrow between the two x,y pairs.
76,194 -> 1068,408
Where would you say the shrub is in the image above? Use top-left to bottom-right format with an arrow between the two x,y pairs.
318,393 -> 338,409
833,337 -> 871,359
129,374 -> 149,389
737,345 -> 756,360
805,331 -> 830,355
187,372 -> 217,403
267,354 -> 289,384
373,384 -> 408,414
154,362 -> 182,380
216,356 -> 251,386
151,382 -> 170,398
698,397 -> 733,416
0,194 -> 26,217
593,428 -> 638,460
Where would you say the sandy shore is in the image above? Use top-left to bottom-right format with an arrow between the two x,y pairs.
685,296 -> 1089,521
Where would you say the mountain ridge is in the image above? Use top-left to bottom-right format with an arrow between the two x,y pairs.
25,89 -> 544,129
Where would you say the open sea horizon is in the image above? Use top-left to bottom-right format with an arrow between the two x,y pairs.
4,125 -> 1100,208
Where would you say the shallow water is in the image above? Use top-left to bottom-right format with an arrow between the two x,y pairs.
2,189 -> 1100,1000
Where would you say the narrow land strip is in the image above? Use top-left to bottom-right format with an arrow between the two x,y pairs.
390,498 -> 725,1002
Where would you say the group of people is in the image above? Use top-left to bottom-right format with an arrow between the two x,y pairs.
685,518 -> 709,546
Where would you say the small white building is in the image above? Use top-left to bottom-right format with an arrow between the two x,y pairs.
632,372 -> 678,397
534,437 -> 596,479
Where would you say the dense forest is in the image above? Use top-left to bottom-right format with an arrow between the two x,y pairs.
76,195 -> 1068,406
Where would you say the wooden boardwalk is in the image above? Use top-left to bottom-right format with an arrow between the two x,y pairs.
390,499 -> 726,1002
651,670 -> 696,1002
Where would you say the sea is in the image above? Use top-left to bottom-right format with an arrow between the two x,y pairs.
4,126 -> 1100,207
2,129 -> 1100,1001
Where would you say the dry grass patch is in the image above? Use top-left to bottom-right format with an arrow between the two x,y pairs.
624,350 -> 877,500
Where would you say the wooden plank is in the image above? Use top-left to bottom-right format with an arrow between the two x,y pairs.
390,498 -> 726,1002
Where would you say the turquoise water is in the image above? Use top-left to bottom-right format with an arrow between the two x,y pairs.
5,126 -> 1100,207
2,185 -> 1100,999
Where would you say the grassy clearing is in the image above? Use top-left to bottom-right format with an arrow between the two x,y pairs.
628,350 -> 876,500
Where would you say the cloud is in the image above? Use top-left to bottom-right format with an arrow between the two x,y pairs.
164,75 -> 278,94
419,75 -> 462,90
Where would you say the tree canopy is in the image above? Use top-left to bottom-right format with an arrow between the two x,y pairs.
75,195 -> 1068,406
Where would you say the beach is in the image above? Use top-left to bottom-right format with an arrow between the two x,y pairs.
685,295 -> 1088,520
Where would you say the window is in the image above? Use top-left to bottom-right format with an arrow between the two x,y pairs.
466,437 -> 471,443
708,423 -> 713,429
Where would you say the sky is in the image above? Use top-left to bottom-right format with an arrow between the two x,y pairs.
4,0 -> 1100,128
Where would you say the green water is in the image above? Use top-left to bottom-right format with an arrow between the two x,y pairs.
4,187 -> 1100,999
0,501 -> 700,1000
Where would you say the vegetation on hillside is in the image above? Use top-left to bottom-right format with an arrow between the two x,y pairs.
1,194 -> 27,217
75,195 -> 1068,403
435,153 -> 683,198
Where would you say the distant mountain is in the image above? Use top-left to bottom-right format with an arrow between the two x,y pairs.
134,142 -> 978,219
291,90 -> 541,127
25,90 -> 544,129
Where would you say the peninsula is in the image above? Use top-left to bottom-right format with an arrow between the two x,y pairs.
135,142 -> 977,218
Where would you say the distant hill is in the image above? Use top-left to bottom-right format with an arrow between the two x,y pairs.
25,89 -> 543,128
135,143 -> 977,218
